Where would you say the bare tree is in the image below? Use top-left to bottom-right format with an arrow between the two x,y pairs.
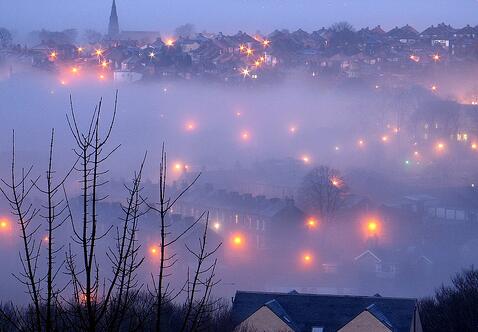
297,166 -> 348,221
63,93 -> 148,332
174,24 -> 195,39
180,216 -> 221,332
148,145 -> 204,332
0,132 -> 42,332
0,27 -> 12,48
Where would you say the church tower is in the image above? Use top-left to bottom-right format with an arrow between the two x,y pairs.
108,0 -> 120,37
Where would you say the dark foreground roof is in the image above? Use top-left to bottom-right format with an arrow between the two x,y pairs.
231,291 -> 417,332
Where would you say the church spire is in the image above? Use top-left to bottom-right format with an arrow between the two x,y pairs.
108,0 -> 119,37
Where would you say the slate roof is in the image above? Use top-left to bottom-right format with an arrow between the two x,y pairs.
231,290 -> 417,332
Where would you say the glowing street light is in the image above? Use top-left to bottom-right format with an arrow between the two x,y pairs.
368,221 -> 378,232
173,163 -> 184,172
240,67 -> 250,78
409,55 -> 420,62
432,54 -> 440,62
241,131 -> 250,141
230,234 -> 245,249
213,222 -> 221,231
165,39 -> 174,47
471,143 -> 477,150
149,51 -> 156,59
246,48 -> 253,56
71,67 -> 79,74
301,155 -> 311,164
185,121 -> 196,131
301,252 -> 314,265
381,135 -> 389,143
306,218 -> 318,229
358,139 -> 365,147
0,218 -> 11,233
98,74 -> 105,80
431,85 -> 438,92
77,47 -> 84,53
95,49 -> 103,56
262,39 -> 270,47
50,51 -> 57,59
436,142 -> 445,151
289,126 -> 297,134
101,61 -> 109,68
239,44 -> 246,52
331,177 -> 341,187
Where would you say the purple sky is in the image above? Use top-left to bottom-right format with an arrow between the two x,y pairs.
2,0 -> 478,35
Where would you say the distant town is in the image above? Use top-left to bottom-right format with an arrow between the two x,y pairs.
0,0 -> 478,89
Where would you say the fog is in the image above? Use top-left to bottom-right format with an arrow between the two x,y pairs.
1,62 -> 478,306
3,0 -> 478,39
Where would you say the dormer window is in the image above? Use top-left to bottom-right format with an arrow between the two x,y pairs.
312,327 -> 324,332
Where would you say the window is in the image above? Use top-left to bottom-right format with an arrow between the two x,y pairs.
436,208 -> 445,218
312,328 -> 324,332
446,209 -> 455,220
456,210 -> 466,220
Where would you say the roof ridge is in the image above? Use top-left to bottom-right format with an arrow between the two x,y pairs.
235,290 -> 418,301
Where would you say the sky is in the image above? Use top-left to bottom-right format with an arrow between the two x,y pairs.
1,0 -> 478,37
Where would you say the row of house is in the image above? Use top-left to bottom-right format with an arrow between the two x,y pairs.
10,21 -> 478,83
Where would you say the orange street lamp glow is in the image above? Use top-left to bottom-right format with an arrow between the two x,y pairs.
431,85 -> 438,91
301,155 -> 310,164
436,142 -> 445,151
95,49 -> 103,56
101,61 -> 108,68
174,163 -> 183,171
77,47 -> 84,52
241,131 -> 250,141
381,135 -> 389,142
409,55 -> 420,62
301,252 -> 313,265
246,48 -> 253,56
472,143 -> 477,150
50,51 -> 57,58
254,60 -> 261,67
231,234 -> 244,248
262,39 -> 270,47
236,111 -> 242,117
71,67 -> 79,74
331,178 -> 340,187
99,74 -> 105,80
432,54 -> 440,62
149,51 -> 155,58
239,44 -> 246,52
213,222 -> 221,230
368,222 -> 377,232
306,218 -> 318,229
289,126 -> 297,134
165,39 -> 174,47
44,236 -> 49,242
358,139 -> 365,147
0,218 -> 11,233
185,121 -> 196,131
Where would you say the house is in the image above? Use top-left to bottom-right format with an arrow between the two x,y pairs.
387,25 -> 419,44
420,23 -> 455,49
231,290 -> 422,332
